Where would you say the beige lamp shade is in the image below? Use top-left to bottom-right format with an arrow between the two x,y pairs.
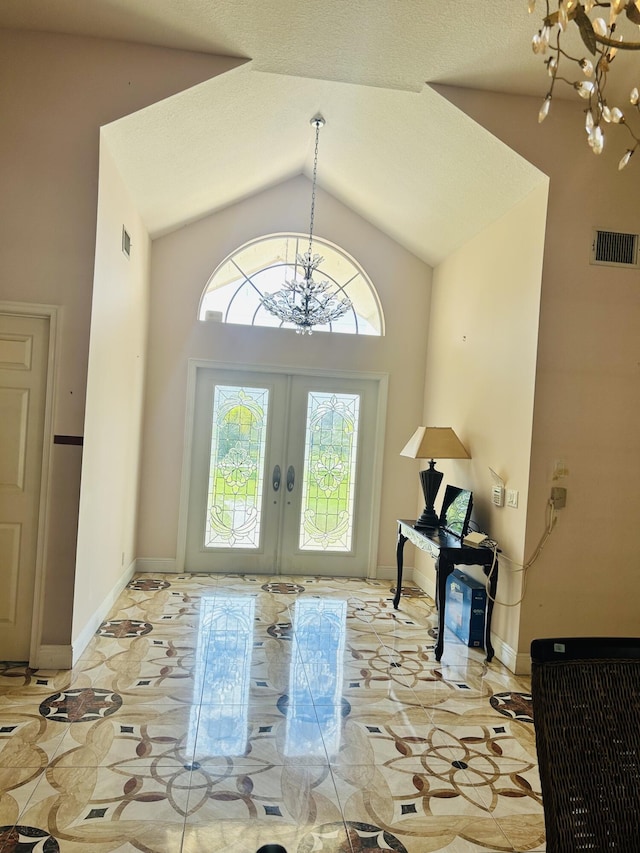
400,426 -> 470,460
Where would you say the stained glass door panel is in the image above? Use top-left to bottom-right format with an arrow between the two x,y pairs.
205,385 -> 269,549
299,392 -> 360,551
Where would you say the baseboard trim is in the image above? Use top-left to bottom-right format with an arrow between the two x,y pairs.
412,563 -> 435,600
376,564 -> 405,582
31,644 -> 73,669
491,637 -> 531,675
70,561 -> 137,666
134,558 -> 178,574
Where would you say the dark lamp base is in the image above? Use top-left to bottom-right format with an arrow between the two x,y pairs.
414,509 -> 439,530
414,461 -> 443,530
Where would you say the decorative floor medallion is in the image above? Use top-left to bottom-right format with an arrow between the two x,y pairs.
97,619 -> 153,638
126,578 -> 171,591
490,691 -> 534,723
297,820 -> 407,852
390,586 -> 428,599
346,822 -> 408,852
261,582 -> 306,594
0,825 -> 60,852
39,688 -> 123,723
267,622 -> 293,640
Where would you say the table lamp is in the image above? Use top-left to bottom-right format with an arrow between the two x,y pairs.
400,426 -> 470,529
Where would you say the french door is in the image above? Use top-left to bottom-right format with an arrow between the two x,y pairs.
183,366 -> 384,576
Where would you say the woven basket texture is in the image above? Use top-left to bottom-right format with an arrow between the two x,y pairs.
532,656 -> 640,852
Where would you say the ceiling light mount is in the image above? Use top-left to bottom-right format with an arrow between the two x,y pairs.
530,0 -> 640,169
260,114 -> 352,334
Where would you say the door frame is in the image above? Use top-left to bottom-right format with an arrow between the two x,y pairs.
0,301 -> 59,666
175,358 -> 388,578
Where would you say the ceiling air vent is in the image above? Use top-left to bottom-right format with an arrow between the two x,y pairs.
591,229 -> 639,268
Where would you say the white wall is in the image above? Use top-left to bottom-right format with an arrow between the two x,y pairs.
137,175 -> 432,574
417,184 -> 548,668
72,141 -> 151,651
436,86 -> 640,669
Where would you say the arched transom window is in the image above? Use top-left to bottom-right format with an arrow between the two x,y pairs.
198,233 -> 384,336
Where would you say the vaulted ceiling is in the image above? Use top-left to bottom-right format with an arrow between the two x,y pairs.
3,1 -> 635,265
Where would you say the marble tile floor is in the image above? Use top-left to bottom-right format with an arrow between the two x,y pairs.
0,574 -> 545,853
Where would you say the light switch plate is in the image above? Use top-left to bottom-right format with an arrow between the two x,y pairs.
506,488 -> 519,508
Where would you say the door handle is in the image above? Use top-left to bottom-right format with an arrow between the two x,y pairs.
287,465 -> 295,492
272,464 -> 281,492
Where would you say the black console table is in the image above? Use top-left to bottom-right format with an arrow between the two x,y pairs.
393,519 -> 498,662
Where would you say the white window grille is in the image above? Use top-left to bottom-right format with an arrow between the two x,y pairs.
198,233 -> 384,336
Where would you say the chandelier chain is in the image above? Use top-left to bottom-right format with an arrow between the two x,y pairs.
259,114 -> 352,334
308,118 -> 321,258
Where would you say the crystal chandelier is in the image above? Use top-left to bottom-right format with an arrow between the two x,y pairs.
260,115 -> 352,334
530,1 -> 640,169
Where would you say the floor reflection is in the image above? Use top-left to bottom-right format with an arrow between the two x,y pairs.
286,598 -> 346,758
193,595 -> 256,756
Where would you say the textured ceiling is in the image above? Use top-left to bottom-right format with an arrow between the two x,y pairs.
6,0 -> 632,264
103,67 -> 544,265
0,0 -> 548,94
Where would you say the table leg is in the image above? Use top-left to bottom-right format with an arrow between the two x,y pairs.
393,526 -> 407,609
434,556 -> 453,662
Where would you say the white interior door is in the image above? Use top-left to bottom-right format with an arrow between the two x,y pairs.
0,313 -> 49,660
184,366 -> 382,576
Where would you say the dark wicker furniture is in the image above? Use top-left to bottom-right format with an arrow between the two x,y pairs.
531,637 -> 640,852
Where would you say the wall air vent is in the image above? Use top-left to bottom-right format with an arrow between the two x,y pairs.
591,229 -> 639,268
